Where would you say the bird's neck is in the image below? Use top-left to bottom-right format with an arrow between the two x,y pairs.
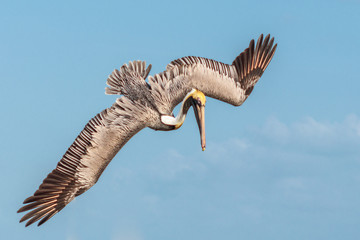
161,89 -> 195,129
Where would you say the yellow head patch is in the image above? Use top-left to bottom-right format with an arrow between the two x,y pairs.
190,89 -> 206,105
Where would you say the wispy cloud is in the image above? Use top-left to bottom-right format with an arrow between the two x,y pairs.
259,116 -> 290,143
145,148 -> 207,180
113,115 -> 359,184
113,114 -> 360,184
250,114 -> 360,155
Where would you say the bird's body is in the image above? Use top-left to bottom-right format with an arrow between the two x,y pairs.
18,34 -> 277,226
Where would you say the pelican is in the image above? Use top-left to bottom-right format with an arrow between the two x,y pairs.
18,34 -> 277,226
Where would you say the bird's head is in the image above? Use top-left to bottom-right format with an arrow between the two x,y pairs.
161,89 -> 207,151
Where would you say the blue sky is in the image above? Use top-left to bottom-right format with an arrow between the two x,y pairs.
1,0 -> 360,239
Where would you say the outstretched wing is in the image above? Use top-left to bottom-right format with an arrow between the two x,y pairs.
149,34 -> 277,112
18,72 -> 154,227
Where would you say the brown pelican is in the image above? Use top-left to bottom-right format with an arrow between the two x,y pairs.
18,34 -> 277,226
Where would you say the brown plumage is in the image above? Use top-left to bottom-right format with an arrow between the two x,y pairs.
18,34 -> 277,226
165,34 -> 277,106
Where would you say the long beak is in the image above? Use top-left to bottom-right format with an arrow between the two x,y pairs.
192,101 -> 206,151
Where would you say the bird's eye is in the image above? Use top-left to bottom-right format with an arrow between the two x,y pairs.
197,98 -> 202,105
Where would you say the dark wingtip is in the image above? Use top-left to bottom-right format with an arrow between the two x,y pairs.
273,43 -> 278,51
232,33 -> 277,88
17,206 -> 25,213
249,39 -> 255,49
19,215 -> 27,223
25,220 -> 33,227
23,195 -> 34,204
257,34 -> 264,45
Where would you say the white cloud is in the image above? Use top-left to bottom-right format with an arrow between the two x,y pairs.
260,116 -> 290,143
138,114 -> 360,179
249,114 -> 360,155
293,117 -> 334,139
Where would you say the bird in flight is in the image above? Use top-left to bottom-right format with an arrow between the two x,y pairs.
18,34 -> 277,226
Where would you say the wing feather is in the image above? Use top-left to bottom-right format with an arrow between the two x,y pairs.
158,34 -> 277,109
18,98 -> 151,226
